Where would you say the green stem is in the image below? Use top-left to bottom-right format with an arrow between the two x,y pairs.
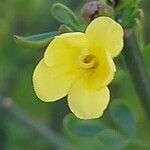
0,114 -> 6,150
0,97 -> 73,150
123,30 -> 150,119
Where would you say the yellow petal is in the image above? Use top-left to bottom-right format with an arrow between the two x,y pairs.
44,32 -> 89,71
33,60 -> 76,102
86,17 -> 124,58
79,51 -> 116,89
68,78 -> 110,119
91,52 -> 116,88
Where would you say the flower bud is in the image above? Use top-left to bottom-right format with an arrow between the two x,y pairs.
82,1 -> 114,22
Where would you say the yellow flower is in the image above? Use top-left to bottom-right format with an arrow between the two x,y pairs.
33,17 -> 124,119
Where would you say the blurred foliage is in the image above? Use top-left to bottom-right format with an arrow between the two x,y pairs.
0,0 -> 150,150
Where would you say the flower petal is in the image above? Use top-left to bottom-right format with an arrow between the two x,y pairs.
68,78 -> 110,119
79,51 -> 116,89
90,52 -> 116,89
44,32 -> 89,70
33,60 -> 76,102
86,17 -> 124,58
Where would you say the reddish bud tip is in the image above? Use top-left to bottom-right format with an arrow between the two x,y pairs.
82,1 -> 114,22
82,1 -> 102,22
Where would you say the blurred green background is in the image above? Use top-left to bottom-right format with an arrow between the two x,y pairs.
0,0 -> 150,150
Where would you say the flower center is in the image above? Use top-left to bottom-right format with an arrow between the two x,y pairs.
79,54 -> 98,69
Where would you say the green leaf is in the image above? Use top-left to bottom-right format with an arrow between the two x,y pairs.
96,129 -> 129,150
122,6 -> 140,28
59,24 -> 73,33
63,114 -> 107,139
14,31 -> 58,48
51,3 -> 80,31
116,0 -> 141,28
109,100 -> 137,137
117,0 -> 141,10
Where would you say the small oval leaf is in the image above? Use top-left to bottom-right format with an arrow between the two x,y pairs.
96,129 -> 129,150
14,31 -> 58,48
51,3 -> 80,30
109,100 -> 137,137
63,114 -> 107,139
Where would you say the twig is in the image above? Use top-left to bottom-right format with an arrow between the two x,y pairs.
0,114 -> 6,150
0,97 -> 73,150
123,30 -> 150,119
